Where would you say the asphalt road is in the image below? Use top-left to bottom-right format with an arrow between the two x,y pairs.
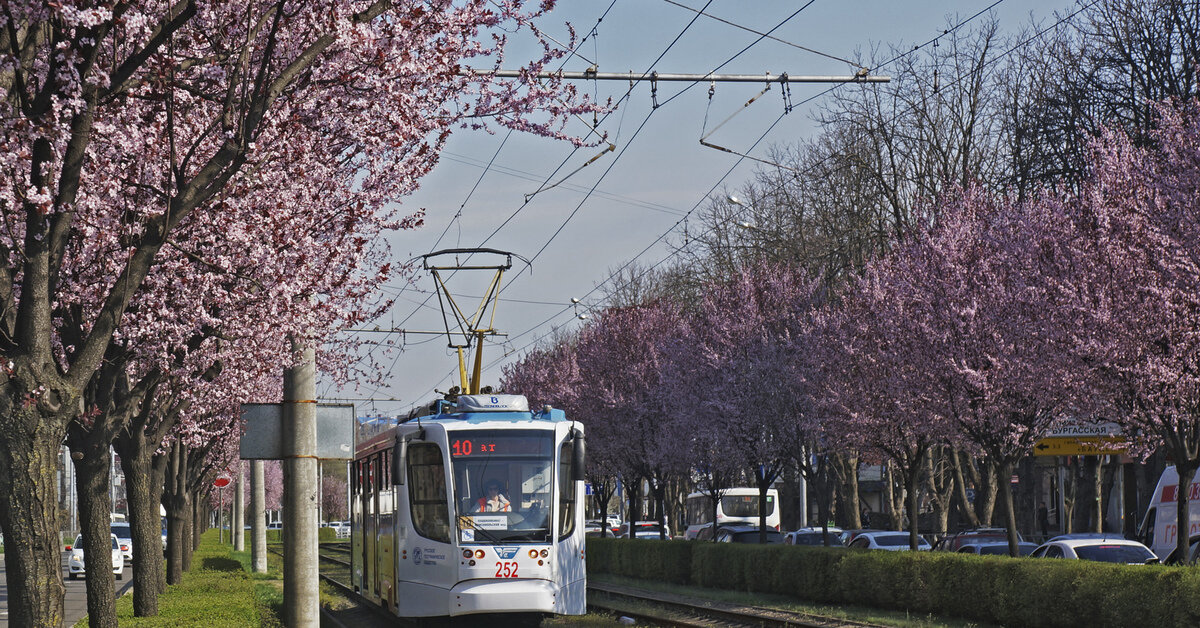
0,551 -> 134,627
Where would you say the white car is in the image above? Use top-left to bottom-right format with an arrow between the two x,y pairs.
67,533 -> 124,580
109,522 -> 133,565
847,531 -> 932,551
1029,536 -> 1158,564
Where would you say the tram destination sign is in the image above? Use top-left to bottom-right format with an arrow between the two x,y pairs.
239,403 -> 355,460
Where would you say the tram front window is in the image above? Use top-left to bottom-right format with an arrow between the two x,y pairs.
452,430 -> 555,543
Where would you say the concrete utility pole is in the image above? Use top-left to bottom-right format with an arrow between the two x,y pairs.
284,342 -> 319,627
251,460 -> 266,573
234,463 -> 245,551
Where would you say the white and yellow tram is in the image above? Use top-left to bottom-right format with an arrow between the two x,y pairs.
351,394 -> 586,620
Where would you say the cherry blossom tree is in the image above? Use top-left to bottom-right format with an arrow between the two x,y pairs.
0,2 -> 596,624
880,186 -> 1088,555
1071,100 -> 1200,563
321,476 -> 348,522
662,263 -> 820,542
575,301 -> 687,537
810,257 -> 956,549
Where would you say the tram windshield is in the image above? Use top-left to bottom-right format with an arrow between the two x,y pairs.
451,430 -> 555,543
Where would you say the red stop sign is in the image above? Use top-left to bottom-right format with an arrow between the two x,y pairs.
213,475 -> 231,488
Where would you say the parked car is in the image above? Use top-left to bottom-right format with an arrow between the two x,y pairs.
784,527 -> 844,547
618,521 -> 671,539
957,541 -> 1038,556
847,531 -> 932,551
585,520 -> 609,537
267,521 -> 283,530
838,529 -> 883,546
1029,537 -> 1158,564
933,528 -> 1024,552
715,525 -> 785,544
109,522 -> 133,565
66,534 -> 124,580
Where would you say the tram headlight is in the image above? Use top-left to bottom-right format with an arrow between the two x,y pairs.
528,549 -> 538,559
463,549 -> 473,559
475,549 -> 485,559
540,549 -> 549,558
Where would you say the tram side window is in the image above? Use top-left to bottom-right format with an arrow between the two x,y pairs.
558,442 -> 576,539
407,443 -> 450,543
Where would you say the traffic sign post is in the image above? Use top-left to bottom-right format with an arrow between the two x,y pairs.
214,474 -> 231,544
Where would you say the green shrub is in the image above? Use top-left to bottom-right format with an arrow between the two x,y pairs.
587,538 -> 1200,627
319,527 -> 337,542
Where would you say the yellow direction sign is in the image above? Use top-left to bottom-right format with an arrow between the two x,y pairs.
1032,436 -> 1127,456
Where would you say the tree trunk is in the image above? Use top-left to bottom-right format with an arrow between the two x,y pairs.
115,430 -> 168,616
625,477 -> 641,531
1175,461 -> 1199,565
951,448 -> 981,528
977,460 -> 998,526
192,488 -> 205,552
997,460 -> 1021,557
0,414 -> 69,628
907,462 -> 922,551
69,432 -> 118,628
836,454 -> 862,529
165,441 -> 190,584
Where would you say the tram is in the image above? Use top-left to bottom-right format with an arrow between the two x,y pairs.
350,393 -> 587,621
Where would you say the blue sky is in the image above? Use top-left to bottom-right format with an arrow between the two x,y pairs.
322,0 -> 1083,416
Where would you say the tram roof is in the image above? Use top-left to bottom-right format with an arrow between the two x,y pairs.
355,394 -> 571,456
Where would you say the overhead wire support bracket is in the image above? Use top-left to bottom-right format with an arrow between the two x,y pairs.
462,69 -> 890,83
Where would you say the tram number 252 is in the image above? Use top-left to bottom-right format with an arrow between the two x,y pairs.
495,561 -> 518,578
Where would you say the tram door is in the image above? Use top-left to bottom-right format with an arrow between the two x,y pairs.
364,454 -> 378,602
395,442 -> 455,616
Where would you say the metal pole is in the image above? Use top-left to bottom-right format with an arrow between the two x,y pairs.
797,471 -> 808,527
461,69 -> 890,83
284,342 -> 319,627
251,460 -> 266,573
219,487 -> 224,545
234,463 -> 244,551
1058,460 -> 1068,534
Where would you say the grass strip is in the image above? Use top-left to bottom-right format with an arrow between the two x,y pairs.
89,530 -> 284,627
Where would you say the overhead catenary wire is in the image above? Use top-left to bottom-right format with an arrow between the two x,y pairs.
450,0 -> 1100,394
403,1 -> 832,402
373,0 -> 1074,410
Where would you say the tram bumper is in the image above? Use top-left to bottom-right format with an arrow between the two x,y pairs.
450,578 -> 563,616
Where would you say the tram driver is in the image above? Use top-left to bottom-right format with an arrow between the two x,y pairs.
474,479 -> 511,512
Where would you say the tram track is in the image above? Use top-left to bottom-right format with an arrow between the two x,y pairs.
300,543 -> 886,627
587,582 -> 888,628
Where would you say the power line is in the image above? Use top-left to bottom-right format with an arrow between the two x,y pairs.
468,0 -> 1097,386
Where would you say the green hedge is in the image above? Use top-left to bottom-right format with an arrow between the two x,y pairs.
586,538 -> 1200,627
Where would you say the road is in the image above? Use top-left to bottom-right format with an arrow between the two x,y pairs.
0,551 -> 134,627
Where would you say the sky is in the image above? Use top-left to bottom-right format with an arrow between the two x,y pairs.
319,0 -> 1083,417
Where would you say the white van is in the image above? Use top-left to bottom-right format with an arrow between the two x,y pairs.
1138,465 -> 1200,561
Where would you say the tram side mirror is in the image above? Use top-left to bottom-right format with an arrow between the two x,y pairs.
394,439 -> 407,485
571,433 -> 586,482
